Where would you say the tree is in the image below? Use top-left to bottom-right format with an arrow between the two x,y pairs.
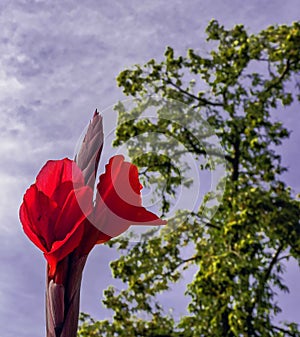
78,20 -> 300,337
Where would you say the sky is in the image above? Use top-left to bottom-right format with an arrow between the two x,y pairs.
0,1 -> 299,336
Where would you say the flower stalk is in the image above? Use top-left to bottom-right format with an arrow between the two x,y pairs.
46,255 -> 87,337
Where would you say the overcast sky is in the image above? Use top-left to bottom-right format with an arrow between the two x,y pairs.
1,1 -> 300,336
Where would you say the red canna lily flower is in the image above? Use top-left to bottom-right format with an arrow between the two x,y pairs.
20,155 -> 165,276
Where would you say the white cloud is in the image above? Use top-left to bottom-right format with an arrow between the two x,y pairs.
0,68 -> 23,100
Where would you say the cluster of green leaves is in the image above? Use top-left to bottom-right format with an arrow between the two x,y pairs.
78,20 -> 300,336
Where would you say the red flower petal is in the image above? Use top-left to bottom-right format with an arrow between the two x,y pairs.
20,185 -> 57,252
20,202 -> 47,253
55,186 -> 93,240
51,181 -> 74,210
76,219 -> 112,256
94,155 -> 166,238
35,158 -> 85,198
97,155 -> 142,208
44,219 -> 85,277
54,186 -> 93,240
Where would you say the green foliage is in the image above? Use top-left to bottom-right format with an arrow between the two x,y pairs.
78,20 -> 300,336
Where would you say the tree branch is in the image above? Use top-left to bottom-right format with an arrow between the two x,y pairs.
250,244 -> 284,315
272,324 -> 300,337
264,59 -> 292,94
165,78 -> 224,107
262,244 -> 284,287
